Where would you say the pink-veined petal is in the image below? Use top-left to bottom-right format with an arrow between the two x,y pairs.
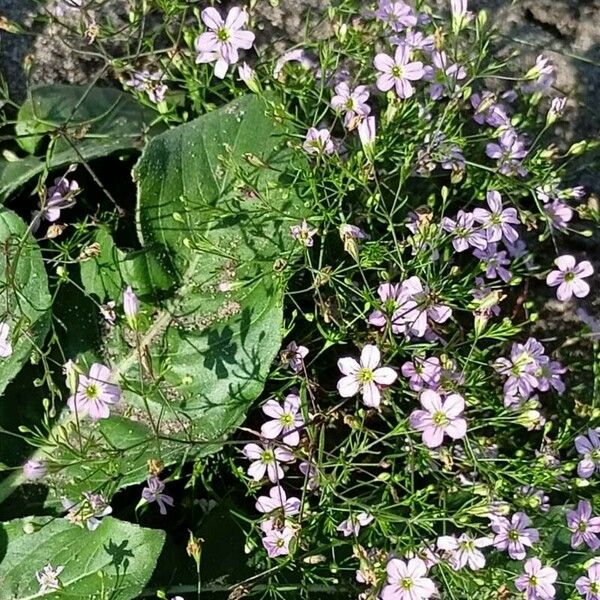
445,417 -> 467,440
362,381 -> 381,408
420,389 -> 442,413
201,7 -> 224,29
337,375 -> 360,397
373,366 -> 398,386
338,357 -> 360,376
360,344 -> 381,370
443,393 -> 465,418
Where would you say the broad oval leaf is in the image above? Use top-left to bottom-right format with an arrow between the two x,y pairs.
0,208 -> 51,396
1,85 -> 161,203
0,516 -> 165,599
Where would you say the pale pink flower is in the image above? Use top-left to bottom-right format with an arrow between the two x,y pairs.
409,389 -> 467,448
575,429 -> 600,479
256,485 -> 300,516
546,255 -> 593,301
576,561 -> 600,600
261,393 -> 304,446
290,219 -> 317,246
491,512 -> 539,559
282,341 -> 309,373
436,533 -> 492,571
262,526 -> 295,558
242,442 -> 294,483
36,564 -> 64,593
515,557 -> 557,600
123,285 -> 139,321
566,500 -> 600,550
336,512 -> 373,537
303,127 -> 335,156
67,363 -> 120,420
194,7 -> 255,79
374,45 -> 425,98
337,344 -> 398,408
380,557 -> 437,600
331,82 -> 371,129
358,116 -> 377,149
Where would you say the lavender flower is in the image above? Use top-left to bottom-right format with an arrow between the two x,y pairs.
336,512 -> 374,537
242,442 -> 294,483
256,485 -> 300,516
409,389 -> 467,448
375,0 -> 418,31
490,512 -> 539,559
515,557 -> 557,600
0,322 -> 12,358
303,128 -> 335,156
67,363 -> 120,420
374,45 -> 425,98
546,255 -> 593,301
142,476 -> 174,515
472,191 -> 520,244
576,429 -> 600,479
486,129 -> 528,176
436,533 -> 492,570
470,91 -> 510,127
424,51 -> 467,100
576,562 -> 600,600
566,500 -> 600,550
36,564 -> 64,593
282,341 -> 309,373
123,285 -> 139,323
442,210 -> 487,252
358,116 -> 377,155
391,30 -> 435,52
337,344 -> 398,408
261,393 -> 304,446
401,356 -> 442,391
331,83 -> 371,129
32,176 -> 78,232
522,55 -> 556,94
194,7 -> 255,79
262,526 -> 295,558
124,69 -> 168,103
380,558 -> 437,600
474,244 -> 512,283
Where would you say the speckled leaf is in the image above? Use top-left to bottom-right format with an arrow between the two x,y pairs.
0,208 -> 51,397
0,516 -> 164,599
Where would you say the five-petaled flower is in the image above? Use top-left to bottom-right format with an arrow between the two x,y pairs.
290,219 -> 318,246
436,532 -> 492,571
409,389 -> 467,448
194,7 -> 255,79
546,255 -> 593,301
380,557 -> 437,600
374,45 -> 425,98
331,82 -> 371,129
36,563 -> 64,593
261,393 -> 304,446
67,362 -> 120,420
575,429 -> 600,479
336,512 -> 374,537
337,344 -> 398,408
490,512 -> 539,559
515,557 -> 557,600
566,500 -> 600,550
282,341 -> 309,373
576,561 -> 600,600
256,485 -> 300,516
242,442 -> 294,483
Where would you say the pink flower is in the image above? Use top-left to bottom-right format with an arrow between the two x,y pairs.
256,485 -> 301,516
515,557 -> 557,600
409,389 -> 467,448
401,356 -> 441,391
0,322 -> 12,358
123,285 -> 139,321
380,558 -> 437,600
375,0 -> 418,31
575,429 -> 600,479
194,7 -> 255,79
282,341 -> 309,373
67,363 -> 120,420
262,526 -> 295,558
357,116 -> 377,150
242,442 -> 294,483
472,191 -> 520,244
546,255 -> 593,301
374,45 -> 425,98
491,512 -> 539,559
261,393 -> 304,446
331,82 -> 371,129
336,512 -> 373,537
337,344 -> 398,408
576,561 -> 600,600
436,533 -> 492,570
566,500 -> 600,550
303,127 -> 335,156
142,477 -> 174,515
36,564 -> 64,593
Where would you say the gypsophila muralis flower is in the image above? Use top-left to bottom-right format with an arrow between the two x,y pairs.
515,557 -> 557,600
142,476 -> 174,515
67,363 -> 120,420
566,500 -> 600,550
546,255 -> 593,301
36,563 -> 64,593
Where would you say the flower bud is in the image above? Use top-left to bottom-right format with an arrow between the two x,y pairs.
123,285 -> 139,327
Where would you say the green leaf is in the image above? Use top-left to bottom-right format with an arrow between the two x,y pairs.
0,207 -> 51,396
0,516 -> 165,599
0,94 -> 302,503
0,85 -> 161,202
